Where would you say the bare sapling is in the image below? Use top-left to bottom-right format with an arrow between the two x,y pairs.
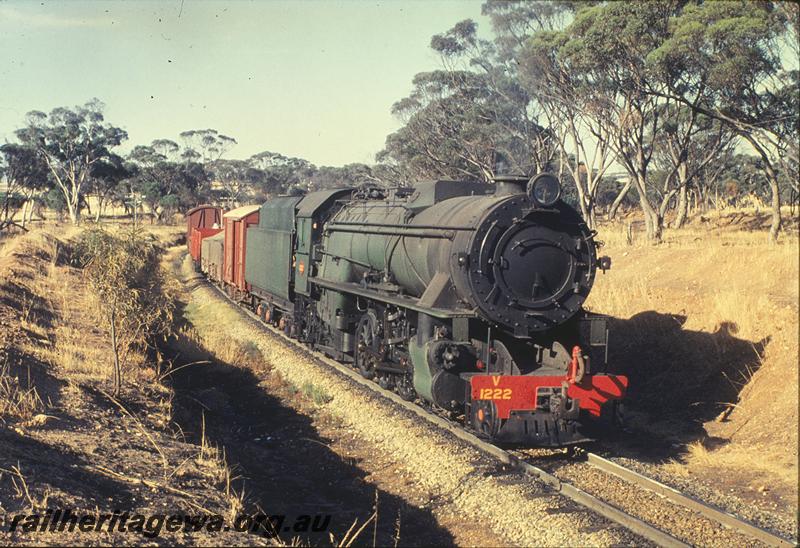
74,227 -> 175,395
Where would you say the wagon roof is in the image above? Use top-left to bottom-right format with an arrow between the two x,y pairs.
222,204 -> 260,220
186,204 -> 221,215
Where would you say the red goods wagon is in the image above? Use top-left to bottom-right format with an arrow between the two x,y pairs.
186,205 -> 223,250
222,205 -> 260,293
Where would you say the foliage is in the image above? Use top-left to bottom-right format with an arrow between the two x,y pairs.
87,153 -> 130,222
646,0 -> 798,240
179,129 -> 237,163
43,188 -> 67,215
309,163 -> 378,190
248,151 -> 316,196
0,143 -> 49,229
127,142 -> 210,222
1,1 -> 796,239
14,99 -> 128,225
380,18 -> 554,182
512,1 -> 797,239
74,228 -> 175,395
207,159 -> 256,204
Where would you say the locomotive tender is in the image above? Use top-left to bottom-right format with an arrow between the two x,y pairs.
188,174 -> 628,446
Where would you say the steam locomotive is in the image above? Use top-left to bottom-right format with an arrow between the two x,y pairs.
187,174 -> 628,446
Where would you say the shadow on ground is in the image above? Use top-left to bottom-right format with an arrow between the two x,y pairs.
165,303 -> 455,546
603,311 -> 768,456
0,427 -> 137,511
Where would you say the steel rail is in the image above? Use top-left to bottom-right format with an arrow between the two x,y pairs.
582,452 -> 795,547
188,262 -> 794,548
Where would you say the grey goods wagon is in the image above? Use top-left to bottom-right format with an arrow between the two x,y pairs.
201,231 -> 225,283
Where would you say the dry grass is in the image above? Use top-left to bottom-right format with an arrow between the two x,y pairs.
180,300 -> 265,372
13,246 -> 146,383
0,359 -> 44,420
190,410 -> 247,521
0,227 -> 283,544
600,206 -> 799,249
0,463 -> 52,511
662,441 -> 797,494
141,224 -> 185,246
590,211 -> 798,495
299,381 -> 333,406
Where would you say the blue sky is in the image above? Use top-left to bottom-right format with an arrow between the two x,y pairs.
0,0 -> 489,166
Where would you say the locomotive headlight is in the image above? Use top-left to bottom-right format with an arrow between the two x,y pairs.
527,173 -> 561,207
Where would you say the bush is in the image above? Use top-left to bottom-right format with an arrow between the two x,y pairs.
75,227 -> 175,394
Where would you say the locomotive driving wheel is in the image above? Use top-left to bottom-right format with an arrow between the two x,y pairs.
355,311 -> 381,380
395,373 -> 416,401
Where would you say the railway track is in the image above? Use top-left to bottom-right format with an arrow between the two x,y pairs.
582,452 -> 792,546
515,448 -> 795,547
191,264 -> 795,548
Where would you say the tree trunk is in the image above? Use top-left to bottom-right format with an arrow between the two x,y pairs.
653,212 -> 664,242
19,199 -> 29,230
673,183 -> 689,228
27,195 -> 36,226
608,180 -> 632,221
658,188 -> 679,220
110,308 -> 121,396
0,197 -> 10,231
578,196 -> 596,229
67,201 -> 80,225
736,132 -> 783,241
630,172 -> 662,243
766,164 -> 782,242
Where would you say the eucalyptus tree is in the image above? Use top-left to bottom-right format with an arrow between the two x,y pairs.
383,69 -> 512,181
381,19 -> 554,182
647,0 -> 799,240
648,103 -> 740,228
523,27 -> 614,228
15,99 -> 128,225
541,2 -> 685,241
207,158 -> 253,206
310,163 -> 379,191
248,151 -> 316,195
179,129 -> 237,164
88,153 -> 130,223
151,138 -> 180,161
477,1 -> 623,228
128,141 -> 208,222
0,143 -> 49,230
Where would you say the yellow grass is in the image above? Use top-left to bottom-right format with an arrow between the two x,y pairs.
663,441 -> 797,493
181,300 -> 265,372
0,362 -> 43,420
591,212 -> 799,494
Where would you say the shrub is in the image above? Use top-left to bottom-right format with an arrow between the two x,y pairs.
74,227 -> 175,394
